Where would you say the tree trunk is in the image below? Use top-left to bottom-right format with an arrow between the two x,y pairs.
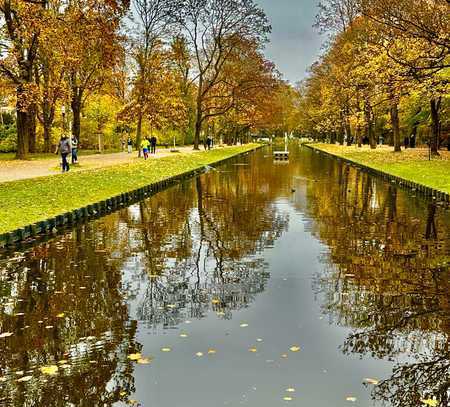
28,106 -> 37,153
364,101 -> 376,149
43,122 -> 52,153
430,98 -> 441,156
16,109 -> 30,159
136,110 -> 143,158
71,88 -> 82,141
193,97 -> 202,150
390,101 -> 401,152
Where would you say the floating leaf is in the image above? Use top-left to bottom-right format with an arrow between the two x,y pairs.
56,313 -> 65,318
161,347 -> 171,352
207,349 -> 217,355
196,352 -> 204,357
40,365 -> 58,375
240,323 -> 249,328
119,391 -> 127,397
421,399 -> 438,407
180,333 -> 188,338
286,388 -> 295,393
17,376 -> 33,383
137,358 -> 151,365
283,396 -> 293,401
127,353 -> 142,361
58,360 -> 68,365
217,311 -> 225,316
346,396 -> 357,402
45,325 -> 54,329
281,354 -> 288,358
248,348 -> 257,353
364,378 -> 379,385
0,332 -> 13,338
256,338 -> 263,342
289,346 -> 301,352
211,299 -> 220,304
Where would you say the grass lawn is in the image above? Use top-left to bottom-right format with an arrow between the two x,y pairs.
310,144 -> 450,194
0,145 -> 259,234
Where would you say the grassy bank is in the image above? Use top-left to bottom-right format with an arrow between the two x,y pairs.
0,145 -> 258,234
310,144 -> 450,194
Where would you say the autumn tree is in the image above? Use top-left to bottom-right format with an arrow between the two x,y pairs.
172,0 -> 271,149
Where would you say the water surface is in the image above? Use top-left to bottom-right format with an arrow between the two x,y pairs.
0,145 -> 449,407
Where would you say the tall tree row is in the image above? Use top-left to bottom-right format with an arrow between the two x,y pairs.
299,0 -> 449,154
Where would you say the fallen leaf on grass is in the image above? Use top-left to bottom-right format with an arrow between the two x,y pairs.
40,365 -> 58,375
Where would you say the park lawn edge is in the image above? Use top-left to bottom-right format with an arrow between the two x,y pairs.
0,144 -> 260,234
308,143 -> 450,195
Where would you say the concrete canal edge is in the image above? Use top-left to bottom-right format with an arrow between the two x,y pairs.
305,144 -> 450,205
0,145 -> 264,249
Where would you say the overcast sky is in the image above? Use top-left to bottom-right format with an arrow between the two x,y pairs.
255,0 -> 324,84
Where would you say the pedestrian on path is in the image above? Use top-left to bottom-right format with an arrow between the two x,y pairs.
127,137 -> 133,154
56,134 -> 72,172
150,135 -> 157,154
71,135 -> 79,164
141,138 -> 150,160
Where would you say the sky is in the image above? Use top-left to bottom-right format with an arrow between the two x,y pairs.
255,0 -> 324,84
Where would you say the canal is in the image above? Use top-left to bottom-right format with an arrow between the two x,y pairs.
0,145 -> 449,407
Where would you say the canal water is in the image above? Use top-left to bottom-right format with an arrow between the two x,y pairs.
0,145 -> 449,407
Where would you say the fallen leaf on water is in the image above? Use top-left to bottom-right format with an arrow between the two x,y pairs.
56,313 -> 65,318
127,400 -> 139,406
40,365 -> 58,375
281,354 -> 288,359
421,399 -> 438,407
119,391 -> 127,397
286,388 -> 295,393
364,378 -> 379,385
283,396 -> 293,401
0,332 -> 13,338
15,313 -> 25,316
208,349 -> 217,354
59,364 -> 71,369
161,347 -> 171,352
166,304 -> 176,309
346,396 -> 357,402
127,353 -> 142,361
217,311 -> 225,316
45,326 -> 54,329
17,376 -> 33,383
185,321 -> 191,324
256,338 -> 263,342
180,333 -> 188,338
137,358 -> 151,365
240,323 -> 249,328
289,346 -> 301,352
211,299 -> 220,304
196,352 -> 204,357
58,360 -> 68,365
248,348 -> 257,353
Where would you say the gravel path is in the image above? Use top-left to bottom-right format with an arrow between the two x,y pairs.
0,147 -> 198,183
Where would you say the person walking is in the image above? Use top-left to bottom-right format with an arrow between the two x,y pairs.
150,135 -> 157,154
206,136 -> 212,150
56,134 -> 72,173
71,135 -> 79,164
141,137 -> 150,160
127,137 -> 133,154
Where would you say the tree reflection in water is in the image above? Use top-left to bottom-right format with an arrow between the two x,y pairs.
0,153 -> 290,406
308,162 -> 450,407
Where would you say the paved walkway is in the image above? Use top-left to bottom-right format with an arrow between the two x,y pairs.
0,147 -> 198,183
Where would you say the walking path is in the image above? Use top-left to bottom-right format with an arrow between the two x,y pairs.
0,147 -> 197,183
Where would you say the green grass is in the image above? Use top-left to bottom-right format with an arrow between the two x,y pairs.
310,144 -> 450,194
0,145 -> 259,234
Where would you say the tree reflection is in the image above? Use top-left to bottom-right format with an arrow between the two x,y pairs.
307,162 -> 450,407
